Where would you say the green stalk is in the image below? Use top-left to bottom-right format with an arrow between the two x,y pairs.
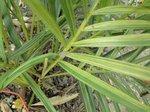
0,8 -> 11,53
30,14 -> 36,39
43,56 -> 61,76
44,0 -> 99,75
10,0 -> 29,41
63,0 -> 99,51
127,47 -> 145,62
27,93 -> 35,109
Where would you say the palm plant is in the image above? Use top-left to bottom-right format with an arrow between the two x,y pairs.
0,0 -> 150,111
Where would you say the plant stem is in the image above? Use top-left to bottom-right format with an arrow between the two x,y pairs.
28,93 -> 35,109
43,0 -> 99,76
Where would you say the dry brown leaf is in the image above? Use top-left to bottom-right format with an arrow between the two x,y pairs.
0,100 -> 12,112
32,93 -> 78,106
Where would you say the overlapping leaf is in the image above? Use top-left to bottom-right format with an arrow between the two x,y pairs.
73,33 -> 150,47
66,53 -> 150,80
0,9 -> 6,62
0,53 -> 57,89
59,0 -> 76,35
93,6 -> 150,15
23,73 -> 56,112
8,31 -> 51,60
84,20 -> 150,31
59,61 -> 150,112
0,0 -> 21,48
24,0 -> 66,45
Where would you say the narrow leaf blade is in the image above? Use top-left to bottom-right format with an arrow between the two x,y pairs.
0,53 -> 57,89
84,20 -> 150,31
24,0 -> 66,45
93,6 -> 150,15
0,9 -> 6,62
74,34 -> 150,47
59,0 -> 76,35
59,61 -> 150,112
23,73 -> 56,112
66,53 -> 150,80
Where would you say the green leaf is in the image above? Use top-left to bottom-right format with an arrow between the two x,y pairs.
79,82 -> 97,112
134,54 -> 150,64
0,62 -> 6,67
93,6 -> 150,15
66,53 -> 150,80
83,20 -> 150,31
23,73 -> 56,112
78,63 -> 97,112
59,61 -> 150,112
0,9 -> 6,63
24,0 -> 66,45
142,0 -> 150,7
59,0 -> 76,35
8,31 -> 51,60
63,0 -> 99,51
82,0 -> 89,16
0,0 -> 21,48
98,0 -> 113,8
73,33 -> 150,47
0,53 -> 57,89
43,0 -> 56,19
55,0 -> 61,18
10,0 -> 29,41
96,92 -> 111,112
113,0 -> 119,5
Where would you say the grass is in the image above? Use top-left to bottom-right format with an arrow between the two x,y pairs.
0,0 -> 150,111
